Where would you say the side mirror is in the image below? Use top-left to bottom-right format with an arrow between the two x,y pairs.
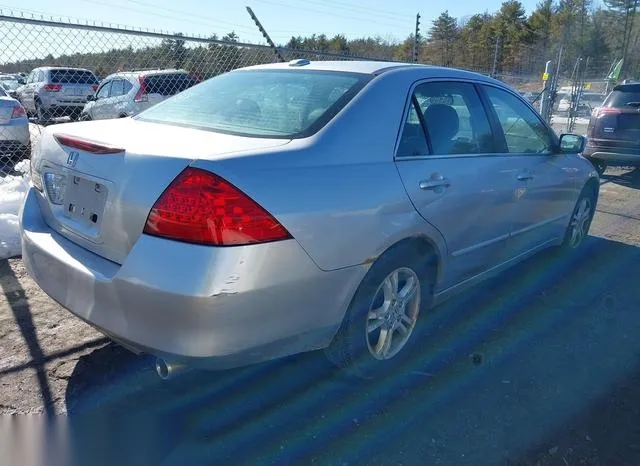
559,133 -> 586,154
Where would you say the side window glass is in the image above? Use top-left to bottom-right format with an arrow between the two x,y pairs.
483,86 -> 553,154
415,81 -> 496,155
110,79 -> 124,97
26,72 -> 35,84
96,81 -> 111,99
122,80 -> 133,94
396,102 -> 429,157
37,71 -> 45,82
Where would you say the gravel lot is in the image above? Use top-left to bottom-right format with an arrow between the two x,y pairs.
2,167 -> 640,464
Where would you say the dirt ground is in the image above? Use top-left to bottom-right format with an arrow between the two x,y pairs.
2,168 -> 640,465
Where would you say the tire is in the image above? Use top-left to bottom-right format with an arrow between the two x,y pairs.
324,243 -> 434,379
558,186 -> 597,252
35,100 -> 49,124
79,112 -> 92,121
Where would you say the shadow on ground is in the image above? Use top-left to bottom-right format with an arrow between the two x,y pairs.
65,236 -> 640,465
601,167 -> 640,190
0,260 -> 55,417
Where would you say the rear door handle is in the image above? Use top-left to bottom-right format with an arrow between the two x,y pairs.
516,173 -> 534,181
419,178 -> 451,190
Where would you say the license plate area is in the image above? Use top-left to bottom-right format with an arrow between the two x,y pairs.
63,175 -> 108,231
64,88 -> 82,96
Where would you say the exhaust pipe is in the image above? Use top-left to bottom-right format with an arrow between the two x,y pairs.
155,358 -> 186,381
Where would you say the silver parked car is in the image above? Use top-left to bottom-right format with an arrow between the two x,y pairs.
17,67 -> 99,122
21,61 -> 598,379
81,69 -> 199,121
0,85 -> 30,163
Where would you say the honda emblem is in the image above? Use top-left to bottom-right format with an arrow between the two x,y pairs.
66,151 -> 79,167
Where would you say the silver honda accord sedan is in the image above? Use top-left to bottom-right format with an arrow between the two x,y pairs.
20,60 -> 599,379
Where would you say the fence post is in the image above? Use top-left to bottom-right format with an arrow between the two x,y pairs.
413,13 -> 421,63
540,60 -> 553,122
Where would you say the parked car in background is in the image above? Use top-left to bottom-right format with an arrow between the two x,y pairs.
579,92 -> 605,115
21,61 -> 597,380
0,85 -> 30,164
80,69 -> 199,120
584,82 -> 640,175
0,74 -> 22,99
17,67 -> 99,123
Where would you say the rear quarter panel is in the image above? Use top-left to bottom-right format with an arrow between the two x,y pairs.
191,69 -> 448,274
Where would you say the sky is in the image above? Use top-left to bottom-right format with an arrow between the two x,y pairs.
2,0 -> 550,45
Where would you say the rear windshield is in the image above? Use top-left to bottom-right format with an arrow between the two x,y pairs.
50,69 -> 98,85
606,88 -> 640,107
143,74 -> 198,96
136,70 -> 368,138
0,78 -> 19,90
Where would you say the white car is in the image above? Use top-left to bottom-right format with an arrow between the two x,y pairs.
0,86 -> 30,164
81,69 -> 199,121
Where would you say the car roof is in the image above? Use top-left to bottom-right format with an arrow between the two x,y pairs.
36,66 -> 93,73
241,60 -> 500,83
107,69 -> 189,78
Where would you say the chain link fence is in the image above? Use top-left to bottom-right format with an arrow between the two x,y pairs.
0,13 -> 386,182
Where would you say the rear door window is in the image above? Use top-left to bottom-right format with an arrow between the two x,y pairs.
122,80 -> 133,94
50,70 -> 98,85
413,81 -> 496,155
110,79 -> 125,97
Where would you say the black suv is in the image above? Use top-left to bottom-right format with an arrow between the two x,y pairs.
584,82 -> 640,175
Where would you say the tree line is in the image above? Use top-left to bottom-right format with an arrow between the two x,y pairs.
286,0 -> 640,80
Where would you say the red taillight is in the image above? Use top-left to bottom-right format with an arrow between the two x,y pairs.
134,77 -> 148,102
43,84 -> 62,92
11,104 -> 26,119
143,168 -> 292,246
596,107 -> 621,117
92,84 -> 99,92
53,133 -> 124,154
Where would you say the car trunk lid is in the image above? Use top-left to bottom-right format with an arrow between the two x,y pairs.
0,97 -> 17,124
34,118 -> 290,264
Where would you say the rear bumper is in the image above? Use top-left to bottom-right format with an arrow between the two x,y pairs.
0,118 -> 30,147
20,187 -> 366,368
584,140 -> 640,165
583,150 -> 640,165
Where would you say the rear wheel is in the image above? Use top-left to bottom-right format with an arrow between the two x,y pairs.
325,244 -> 433,378
79,112 -> 92,121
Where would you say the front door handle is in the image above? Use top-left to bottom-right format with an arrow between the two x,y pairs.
419,176 -> 451,191
516,174 -> 534,181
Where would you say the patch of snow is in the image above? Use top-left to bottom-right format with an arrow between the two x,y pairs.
0,160 -> 31,260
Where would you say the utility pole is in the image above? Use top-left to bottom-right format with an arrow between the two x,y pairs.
246,6 -> 285,63
413,13 -> 421,63
491,35 -> 500,77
